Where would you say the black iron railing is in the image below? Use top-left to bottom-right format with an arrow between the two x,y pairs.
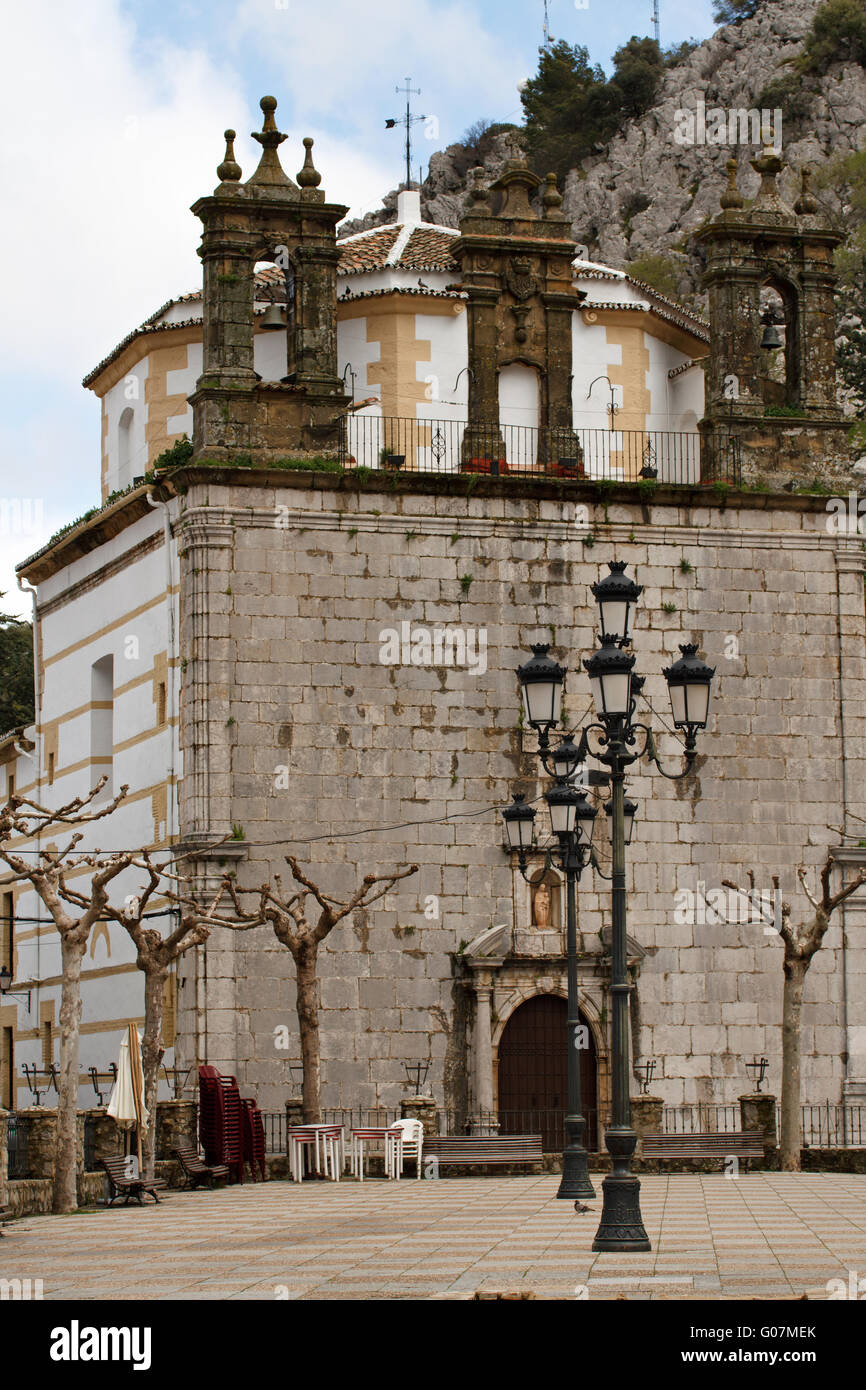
247,1101 -> 866,1157
799,1104 -> 865,1149
663,1104 -> 741,1135
436,1108 -> 608,1153
339,415 -> 708,486
321,1107 -> 402,1132
7,1113 -> 29,1178
261,1111 -> 286,1155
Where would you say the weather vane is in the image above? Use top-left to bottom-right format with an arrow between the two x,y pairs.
386,78 -> 426,192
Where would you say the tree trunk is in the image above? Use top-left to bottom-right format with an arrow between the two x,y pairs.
54,933 -> 86,1213
780,954 -> 808,1171
141,968 -> 166,1179
295,940 -> 321,1123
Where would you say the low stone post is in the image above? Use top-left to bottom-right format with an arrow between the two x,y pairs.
630,1095 -> 663,1156
401,1096 -> 438,1137
22,1107 -> 57,1180
740,1092 -> 777,1152
0,1110 -> 8,1207
156,1099 -> 198,1159
284,1098 -> 303,1133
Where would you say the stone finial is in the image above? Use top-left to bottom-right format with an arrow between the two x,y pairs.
504,130 -> 527,166
468,165 -> 491,214
247,95 -> 295,189
297,137 -> 324,199
542,171 -> 563,217
720,157 -> 744,210
217,129 -> 242,183
795,165 -> 819,216
750,142 -> 785,200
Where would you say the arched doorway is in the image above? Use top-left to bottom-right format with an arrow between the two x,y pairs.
497,994 -> 598,1151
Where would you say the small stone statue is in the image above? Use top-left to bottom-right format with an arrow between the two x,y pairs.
532,880 -> 551,928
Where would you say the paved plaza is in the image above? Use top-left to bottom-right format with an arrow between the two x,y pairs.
2,1172 -> 865,1301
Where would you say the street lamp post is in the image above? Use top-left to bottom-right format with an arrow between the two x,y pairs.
503,774 -> 599,1201
504,562 -> 715,1251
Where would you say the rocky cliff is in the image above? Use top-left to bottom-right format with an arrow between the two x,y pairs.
343,0 -> 866,309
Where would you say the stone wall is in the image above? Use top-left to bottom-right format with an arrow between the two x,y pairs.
171,469 -> 866,1113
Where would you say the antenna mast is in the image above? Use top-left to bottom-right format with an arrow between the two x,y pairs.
651,0 -> 660,45
543,0 -> 553,47
386,78 -> 425,191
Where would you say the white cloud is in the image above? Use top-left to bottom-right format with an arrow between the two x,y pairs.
1,9 -> 249,382
235,0 -> 523,143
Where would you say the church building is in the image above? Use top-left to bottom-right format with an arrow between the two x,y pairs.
2,99 -> 864,1133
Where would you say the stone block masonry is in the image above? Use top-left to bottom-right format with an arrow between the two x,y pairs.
172,471 -> 866,1113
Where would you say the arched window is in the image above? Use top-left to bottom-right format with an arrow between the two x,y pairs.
118,406 -> 134,481
759,280 -> 799,408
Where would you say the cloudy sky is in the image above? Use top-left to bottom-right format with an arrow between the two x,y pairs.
0,0 -> 717,616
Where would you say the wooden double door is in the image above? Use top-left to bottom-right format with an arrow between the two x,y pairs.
497,994 -> 598,1152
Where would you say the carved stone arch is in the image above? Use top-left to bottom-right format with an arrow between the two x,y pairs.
758,270 -> 800,406
498,354 -> 547,374
491,981 -> 565,1052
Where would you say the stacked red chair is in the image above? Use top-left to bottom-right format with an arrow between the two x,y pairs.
198,1065 -> 244,1184
241,1098 -> 267,1182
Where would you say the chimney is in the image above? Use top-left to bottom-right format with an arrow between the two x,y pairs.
397,187 -> 422,224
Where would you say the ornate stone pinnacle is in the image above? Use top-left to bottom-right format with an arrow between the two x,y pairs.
217,129 -> 241,183
468,166 -> 491,212
795,165 -> 819,216
504,130 -> 526,165
542,171 -> 563,216
751,142 -> 784,194
297,137 -> 322,189
247,95 -> 294,188
252,95 -> 286,149
720,157 -> 744,210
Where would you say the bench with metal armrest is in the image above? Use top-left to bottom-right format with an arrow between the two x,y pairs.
100,1156 -> 167,1205
423,1135 -> 544,1167
640,1132 -> 766,1172
173,1145 -> 230,1189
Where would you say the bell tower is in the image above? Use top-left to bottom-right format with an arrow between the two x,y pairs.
190,96 -> 349,463
451,140 -> 584,470
696,148 -> 846,485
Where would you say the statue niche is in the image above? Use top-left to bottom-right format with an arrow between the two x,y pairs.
531,873 -> 560,931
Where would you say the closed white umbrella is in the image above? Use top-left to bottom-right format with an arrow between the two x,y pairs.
108,1025 -> 149,1171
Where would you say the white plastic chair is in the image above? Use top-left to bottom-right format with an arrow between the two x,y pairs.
388,1119 -> 423,1179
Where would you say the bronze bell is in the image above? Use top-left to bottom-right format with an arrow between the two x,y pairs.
260,303 -> 286,331
760,320 -> 783,350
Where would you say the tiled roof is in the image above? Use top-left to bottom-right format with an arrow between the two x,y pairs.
336,226 -> 402,272
394,227 -> 457,271
585,297 -> 710,343
335,223 -> 457,274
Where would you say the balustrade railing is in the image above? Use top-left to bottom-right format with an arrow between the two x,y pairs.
338,415 -> 712,486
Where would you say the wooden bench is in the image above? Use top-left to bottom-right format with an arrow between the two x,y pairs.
173,1145 -> 230,1190
424,1136 -> 544,1169
641,1132 -> 766,1172
101,1157 -> 167,1205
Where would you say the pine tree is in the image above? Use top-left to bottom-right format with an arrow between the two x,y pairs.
0,608 -> 35,732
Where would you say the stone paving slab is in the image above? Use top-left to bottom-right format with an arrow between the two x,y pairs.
1,1173 -> 865,1301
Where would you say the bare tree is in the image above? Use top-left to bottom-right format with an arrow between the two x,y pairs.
81,854 -> 267,1179
226,857 -> 418,1122
722,857 -> 866,1170
0,780 -> 132,1212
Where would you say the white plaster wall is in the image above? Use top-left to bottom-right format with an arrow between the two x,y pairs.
164,344 -> 200,440
6,510 -> 181,1107
670,364 -> 707,430
415,308 -> 468,423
